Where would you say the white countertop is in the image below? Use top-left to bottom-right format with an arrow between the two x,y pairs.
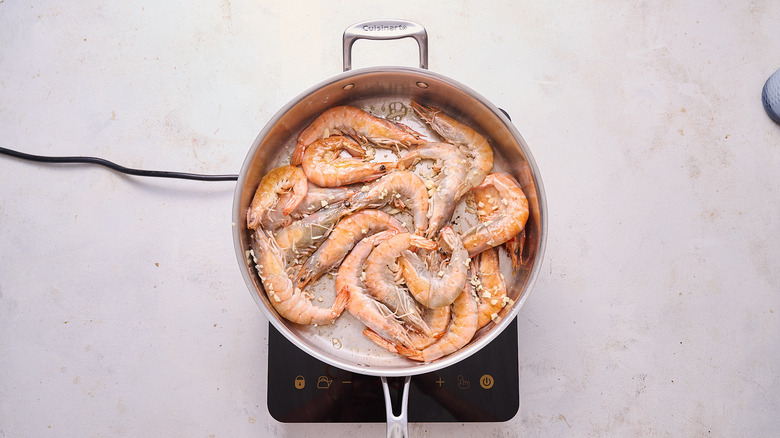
1,1 -> 778,437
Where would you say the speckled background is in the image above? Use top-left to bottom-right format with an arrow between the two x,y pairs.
1,1 -> 778,437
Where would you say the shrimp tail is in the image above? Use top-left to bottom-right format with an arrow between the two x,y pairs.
282,188 -> 307,216
395,345 -> 425,362
331,287 -> 351,319
395,151 -> 421,171
409,235 -> 437,251
363,328 -> 400,354
291,143 -> 307,166
503,229 -> 526,272
364,327 -> 425,361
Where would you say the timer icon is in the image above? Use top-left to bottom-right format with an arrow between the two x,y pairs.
479,374 -> 495,389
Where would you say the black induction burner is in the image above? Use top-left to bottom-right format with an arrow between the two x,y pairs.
267,319 -> 519,423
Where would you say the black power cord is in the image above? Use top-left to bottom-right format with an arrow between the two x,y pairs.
0,146 -> 238,182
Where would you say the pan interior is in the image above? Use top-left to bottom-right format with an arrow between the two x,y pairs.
233,67 -> 546,376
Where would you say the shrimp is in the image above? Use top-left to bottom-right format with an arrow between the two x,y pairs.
261,183 -> 357,231
398,226 -> 470,309
361,305 -> 450,351
410,306 -> 450,349
472,247 -> 509,328
344,171 -> 429,235
462,172 -> 529,257
364,232 -> 438,336
470,174 -> 526,272
247,165 -> 308,230
301,135 -> 395,187
410,101 -> 493,194
337,231 -> 416,349
292,105 -> 426,165
503,229 -> 528,272
397,142 -> 469,237
364,281 -> 479,362
337,232 -> 449,350
294,209 -> 405,289
252,228 -> 348,325
272,204 -> 343,266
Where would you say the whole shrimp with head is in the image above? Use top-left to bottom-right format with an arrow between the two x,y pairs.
410,101 -> 493,197
294,209 -> 405,290
473,247 -> 511,328
292,105 -> 426,165
301,135 -> 395,187
398,226 -> 470,309
261,182 -> 357,231
246,165 -> 308,230
336,231 -> 416,349
337,231 -> 450,351
462,172 -> 529,257
364,232 -> 438,336
272,203 -> 343,267
344,171 -> 430,235
251,229 -> 348,326
397,142 -> 468,237
470,175 -> 527,272
365,280 -> 479,362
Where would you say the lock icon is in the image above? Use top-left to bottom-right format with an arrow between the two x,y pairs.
294,375 -> 305,389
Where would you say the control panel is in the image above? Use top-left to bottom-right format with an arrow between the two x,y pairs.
267,320 -> 519,422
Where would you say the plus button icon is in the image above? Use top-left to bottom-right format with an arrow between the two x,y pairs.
435,377 -> 445,387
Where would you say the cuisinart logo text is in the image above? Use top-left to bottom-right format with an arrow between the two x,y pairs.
363,24 -> 408,31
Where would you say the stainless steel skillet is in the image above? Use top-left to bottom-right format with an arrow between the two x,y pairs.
232,19 -> 547,437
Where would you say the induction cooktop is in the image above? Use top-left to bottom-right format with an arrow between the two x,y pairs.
267,319 -> 519,423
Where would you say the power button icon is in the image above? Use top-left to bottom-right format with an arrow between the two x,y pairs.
479,374 -> 494,389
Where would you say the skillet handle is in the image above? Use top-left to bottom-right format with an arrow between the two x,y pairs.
343,19 -> 428,71
381,376 -> 411,438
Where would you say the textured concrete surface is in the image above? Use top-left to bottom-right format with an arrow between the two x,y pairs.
1,1 -> 778,436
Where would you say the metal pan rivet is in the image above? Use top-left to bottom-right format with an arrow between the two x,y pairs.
416,81 -> 429,89
342,83 -> 355,90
